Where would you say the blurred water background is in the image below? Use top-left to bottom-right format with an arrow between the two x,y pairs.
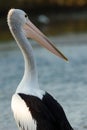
0,3 -> 87,130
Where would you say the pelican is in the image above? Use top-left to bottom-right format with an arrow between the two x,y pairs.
7,9 -> 73,130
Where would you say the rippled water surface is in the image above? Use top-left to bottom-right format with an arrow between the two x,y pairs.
0,34 -> 87,130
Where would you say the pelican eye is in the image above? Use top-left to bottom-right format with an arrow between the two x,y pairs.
25,14 -> 28,18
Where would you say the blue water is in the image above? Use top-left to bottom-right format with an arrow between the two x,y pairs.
0,34 -> 87,130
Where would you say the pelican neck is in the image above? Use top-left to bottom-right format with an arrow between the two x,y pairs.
9,23 -> 39,91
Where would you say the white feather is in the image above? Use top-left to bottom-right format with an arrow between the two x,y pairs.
11,94 -> 37,130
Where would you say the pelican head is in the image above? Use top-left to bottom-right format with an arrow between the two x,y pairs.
7,9 -> 68,61
7,9 -> 28,27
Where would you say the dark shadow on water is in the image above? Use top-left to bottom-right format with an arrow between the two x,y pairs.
0,12 -> 87,41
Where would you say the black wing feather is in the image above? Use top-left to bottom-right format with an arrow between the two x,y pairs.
42,92 -> 73,130
18,93 -> 73,130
